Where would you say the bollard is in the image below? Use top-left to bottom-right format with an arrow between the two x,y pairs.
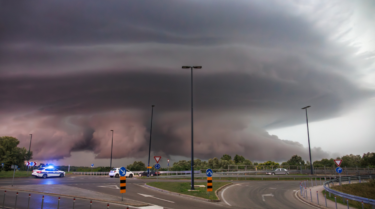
335,196 -> 337,209
361,201 -> 364,209
90,200 -> 92,209
57,197 -> 60,209
346,199 -> 349,209
73,197 -> 75,209
28,194 -> 31,209
14,192 -> 18,209
316,191 -> 319,205
325,194 -> 327,207
107,203 -> 110,209
2,190 -> 6,209
41,195 -> 44,209
310,189 -> 312,202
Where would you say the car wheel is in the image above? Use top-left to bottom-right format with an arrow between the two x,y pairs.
110,176 -> 113,178
43,174 -> 47,179
115,174 -> 119,178
129,174 -> 133,178
60,173 -> 64,178
271,173 -> 275,175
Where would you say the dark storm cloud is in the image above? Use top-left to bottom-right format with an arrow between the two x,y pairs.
0,0 -> 373,161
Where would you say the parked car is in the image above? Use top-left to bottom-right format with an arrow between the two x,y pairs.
109,168 -> 134,178
266,168 -> 289,175
32,167 -> 65,178
138,171 -> 160,177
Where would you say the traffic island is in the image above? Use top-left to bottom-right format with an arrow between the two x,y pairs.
144,182 -> 232,201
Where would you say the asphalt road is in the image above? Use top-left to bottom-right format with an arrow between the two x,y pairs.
0,175 -> 316,209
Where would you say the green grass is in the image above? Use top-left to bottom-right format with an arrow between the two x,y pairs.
0,171 -> 33,178
140,176 -> 314,181
322,180 -> 375,209
147,181 -> 230,200
0,171 -> 73,178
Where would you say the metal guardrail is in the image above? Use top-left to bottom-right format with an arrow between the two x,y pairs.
323,175 -> 375,205
71,171 -> 201,175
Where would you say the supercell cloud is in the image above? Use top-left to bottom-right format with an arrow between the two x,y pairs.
1,0 -> 374,162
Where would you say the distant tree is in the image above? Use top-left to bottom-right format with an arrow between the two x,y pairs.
243,159 -> 253,166
257,161 -> 279,169
254,162 -> 259,166
234,155 -> 245,164
341,154 -> 361,167
361,152 -> 375,167
221,154 -> 232,161
0,136 -> 30,171
286,155 -> 305,166
126,161 -> 146,171
313,158 -> 334,167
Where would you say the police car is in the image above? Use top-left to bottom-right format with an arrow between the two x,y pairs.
32,166 -> 65,178
109,168 -> 134,178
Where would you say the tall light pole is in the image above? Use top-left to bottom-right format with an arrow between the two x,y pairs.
110,130 -> 114,170
147,105 -> 155,177
302,106 -> 313,175
182,65 -> 202,190
27,134 -> 32,171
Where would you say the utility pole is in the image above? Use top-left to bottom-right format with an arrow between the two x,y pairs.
302,106 -> 313,175
147,105 -> 155,177
110,130 -> 114,170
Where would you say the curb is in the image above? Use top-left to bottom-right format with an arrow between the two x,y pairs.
296,189 -> 328,209
140,182 -> 233,203
0,187 -> 149,207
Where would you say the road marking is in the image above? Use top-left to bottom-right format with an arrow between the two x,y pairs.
97,185 -> 119,189
138,193 -> 175,203
221,184 -> 238,206
269,188 -> 277,189
262,193 -> 274,202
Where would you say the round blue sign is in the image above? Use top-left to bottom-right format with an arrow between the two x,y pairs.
155,163 -> 161,170
336,167 -> 343,174
206,168 -> 213,177
119,167 -> 127,177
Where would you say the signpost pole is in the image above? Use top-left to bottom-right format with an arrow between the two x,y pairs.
147,105 -> 155,177
12,165 -> 16,187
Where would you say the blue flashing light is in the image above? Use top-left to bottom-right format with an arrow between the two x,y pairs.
46,166 -> 54,169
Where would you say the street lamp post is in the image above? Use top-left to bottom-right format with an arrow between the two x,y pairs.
110,130 -> 114,170
27,134 -> 32,171
182,65 -> 202,190
147,105 -> 155,177
302,106 -> 313,175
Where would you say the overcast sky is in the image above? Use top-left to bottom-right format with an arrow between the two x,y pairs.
1,0 -> 374,167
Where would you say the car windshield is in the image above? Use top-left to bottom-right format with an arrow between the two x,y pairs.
37,168 -> 44,170
111,169 -> 116,171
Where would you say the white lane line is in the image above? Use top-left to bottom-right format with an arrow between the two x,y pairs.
221,184 -> 238,206
262,194 -> 274,202
138,193 -> 175,203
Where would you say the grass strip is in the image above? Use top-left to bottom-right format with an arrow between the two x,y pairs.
322,181 -> 375,209
140,176 -> 314,181
147,181 -> 230,200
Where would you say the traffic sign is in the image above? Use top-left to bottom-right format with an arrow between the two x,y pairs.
154,156 -> 161,163
155,164 -> 161,170
334,159 -> 342,167
206,168 -> 213,177
91,164 -> 94,167
207,177 -> 213,192
147,166 -> 152,169
119,167 -> 127,177
29,162 -> 34,166
336,167 -> 343,174
120,176 -> 126,194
